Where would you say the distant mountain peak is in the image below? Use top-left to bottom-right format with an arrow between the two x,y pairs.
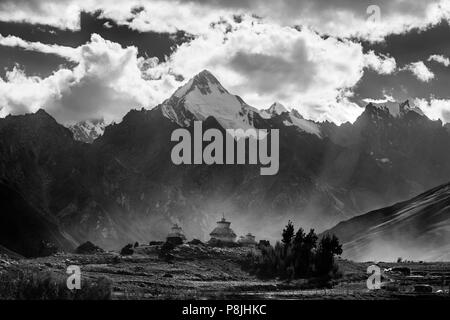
173,70 -> 228,99
160,70 -> 255,130
193,69 -> 220,84
283,109 -> 322,137
32,109 -> 58,123
364,99 -> 425,120
260,102 -> 288,119
364,102 -> 389,114
35,108 -> 50,116
68,119 -> 107,143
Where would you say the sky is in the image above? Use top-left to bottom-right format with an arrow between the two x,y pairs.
0,0 -> 449,125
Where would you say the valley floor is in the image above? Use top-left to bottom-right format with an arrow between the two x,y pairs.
1,244 -> 450,300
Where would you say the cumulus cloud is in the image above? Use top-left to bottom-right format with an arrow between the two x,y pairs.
1,0 -> 450,41
150,18 -> 380,124
0,34 -> 179,123
414,98 -> 450,123
428,54 -> 450,66
0,15 -> 417,125
0,0 -> 82,30
0,34 -> 79,61
362,94 -> 396,104
405,61 -> 435,82
364,51 -> 397,74
0,2 -> 449,125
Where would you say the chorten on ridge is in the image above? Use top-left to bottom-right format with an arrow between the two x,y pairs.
166,223 -> 186,245
209,214 -> 237,244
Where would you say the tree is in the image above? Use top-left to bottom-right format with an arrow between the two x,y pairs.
293,228 -> 318,277
315,234 -> 342,277
245,222 -> 343,283
293,228 -> 305,252
282,220 -> 295,246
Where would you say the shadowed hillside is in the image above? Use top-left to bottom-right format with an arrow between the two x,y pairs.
324,182 -> 450,262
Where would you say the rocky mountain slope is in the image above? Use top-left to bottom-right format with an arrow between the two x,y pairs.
0,181 -> 75,257
324,182 -> 450,262
321,100 -> 450,195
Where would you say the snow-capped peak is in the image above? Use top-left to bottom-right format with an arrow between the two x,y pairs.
68,119 -> 106,143
173,70 -> 228,98
160,70 -> 322,138
363,99 -> 424,118
283,109 -> 322,138
161,70 -> 256,131
260,102 -> 288,119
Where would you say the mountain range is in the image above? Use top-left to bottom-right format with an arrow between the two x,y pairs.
0,70 -> 449,258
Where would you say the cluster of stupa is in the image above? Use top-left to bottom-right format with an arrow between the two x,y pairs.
166,214 -> 257,246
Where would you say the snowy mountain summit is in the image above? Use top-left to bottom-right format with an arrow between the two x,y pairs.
68,119 -> 107,143
160,70 -> 257,131
159,70 -> 322,137
260,102 -> 289,118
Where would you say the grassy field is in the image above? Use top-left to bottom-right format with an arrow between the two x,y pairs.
1,244 -> 450,300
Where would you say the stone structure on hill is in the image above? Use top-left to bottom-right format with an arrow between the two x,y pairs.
166,223 -> 186,245
238,233 -> 257,246
209,214 -> 237,244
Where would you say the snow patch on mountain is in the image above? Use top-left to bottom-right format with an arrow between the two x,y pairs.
364,99 -> 425,118
260,102 -> 288,119
283,110 -> 322,137
161,71 -> 325,138
161,70 -> 256,132
68,119 -> 107,143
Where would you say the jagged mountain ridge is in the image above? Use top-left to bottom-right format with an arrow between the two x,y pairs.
68,119 -> 107,143
160,70 -> 258,131
0,70 -> 449,256
324,182 -> 450,261
321,101 -> 450,195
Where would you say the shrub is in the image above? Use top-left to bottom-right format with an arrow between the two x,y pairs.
0,268 -> 112,300
243,222 -> 343,282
